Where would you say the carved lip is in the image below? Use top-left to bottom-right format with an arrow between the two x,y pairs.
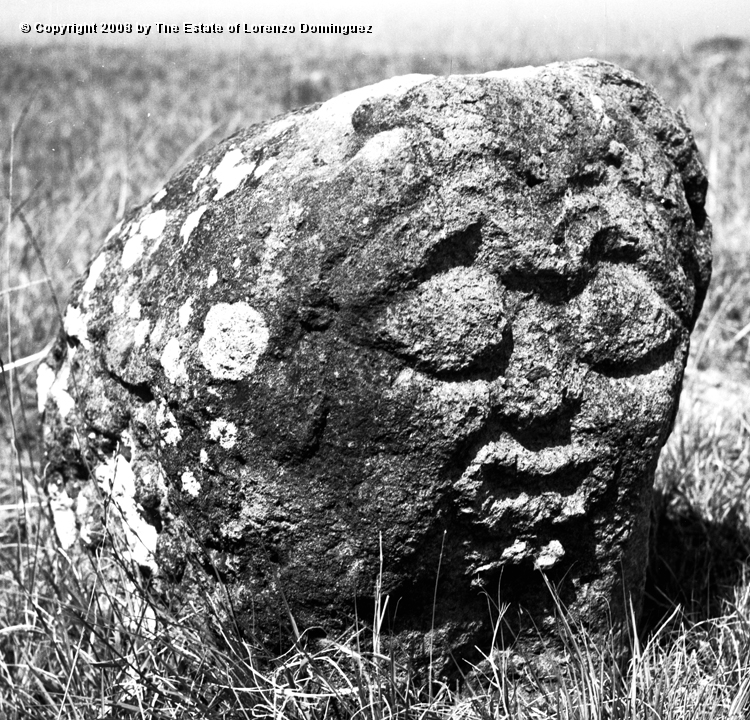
465,434 -> 602,480
455,433 -> 605,539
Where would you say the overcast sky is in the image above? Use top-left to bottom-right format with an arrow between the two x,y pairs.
3,0 -> 750,56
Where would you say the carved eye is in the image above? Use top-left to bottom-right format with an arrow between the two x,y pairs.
376,267 -> 510,376
574,264 -> 680,370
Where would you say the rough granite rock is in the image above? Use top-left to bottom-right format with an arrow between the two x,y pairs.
40,60 -> 711,675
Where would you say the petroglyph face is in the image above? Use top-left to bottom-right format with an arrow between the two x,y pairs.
41,63 -> 711,672
306,209 -> 688,584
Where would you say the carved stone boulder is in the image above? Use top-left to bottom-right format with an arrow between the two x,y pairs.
40,60 -> 711,673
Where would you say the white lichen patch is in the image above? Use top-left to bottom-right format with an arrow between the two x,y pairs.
261,115 -> 295,142
590,93 -> 605,114
37,360 -> 75,418
54,385 -> 75,418
140,209 -> 168,240
232,257 -> 241,269
123,211 -> 169,268
317,74 -> 433,122
207,268 -> 218,287
160,337 -> 187,384
82,253 -> 108,298
192,163 -> 211,192
96,454 -> 158,572
355,128 -> 409,164
64,305 -> 91,349
112,294 -> 126,315
121,232 -> 145,270
199,302 -> 269,381
484,66 -> 541,82
200,448 -> 209,465
253,157 -> 277,179
178,297 -> 194,327
180,470 -> 201,497
180,206 -> 207,247
133,319 -> 150,347
156,400 -> 182,445
47,483 -> 77,550
149,317 -> 167,347
36,363 -> 56,413
213,148 -> 255,201
209,418 -> 238,449
133,320 -> 151,348
105,219 -> 124,242
128,299 -> 142,320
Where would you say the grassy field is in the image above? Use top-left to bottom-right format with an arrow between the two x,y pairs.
0,39 -> 749,717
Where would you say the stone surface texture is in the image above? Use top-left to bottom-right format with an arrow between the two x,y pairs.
41,60 -> 711,673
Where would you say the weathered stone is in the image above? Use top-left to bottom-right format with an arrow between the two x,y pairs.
40,60 -> 711,675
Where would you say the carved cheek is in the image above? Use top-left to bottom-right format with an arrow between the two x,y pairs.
572,264 -> 681,371
376,267 -> 510,377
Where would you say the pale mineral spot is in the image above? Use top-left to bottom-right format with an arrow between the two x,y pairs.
180,206 -> 208,247
213,148 -> 255,201
207,268 -> 218,287
208,418 -> 238,449
180,469 -> 201,497
199,302 -> 269,380
199,448 -> 209,465
152,187 -> 167,204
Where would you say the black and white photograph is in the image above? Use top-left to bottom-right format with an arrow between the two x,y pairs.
0,0 -> 749,716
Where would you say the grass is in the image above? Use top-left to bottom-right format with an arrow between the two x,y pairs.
1,38 -> 750,717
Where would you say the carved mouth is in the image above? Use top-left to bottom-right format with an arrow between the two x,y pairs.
455,433 -> 604,528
